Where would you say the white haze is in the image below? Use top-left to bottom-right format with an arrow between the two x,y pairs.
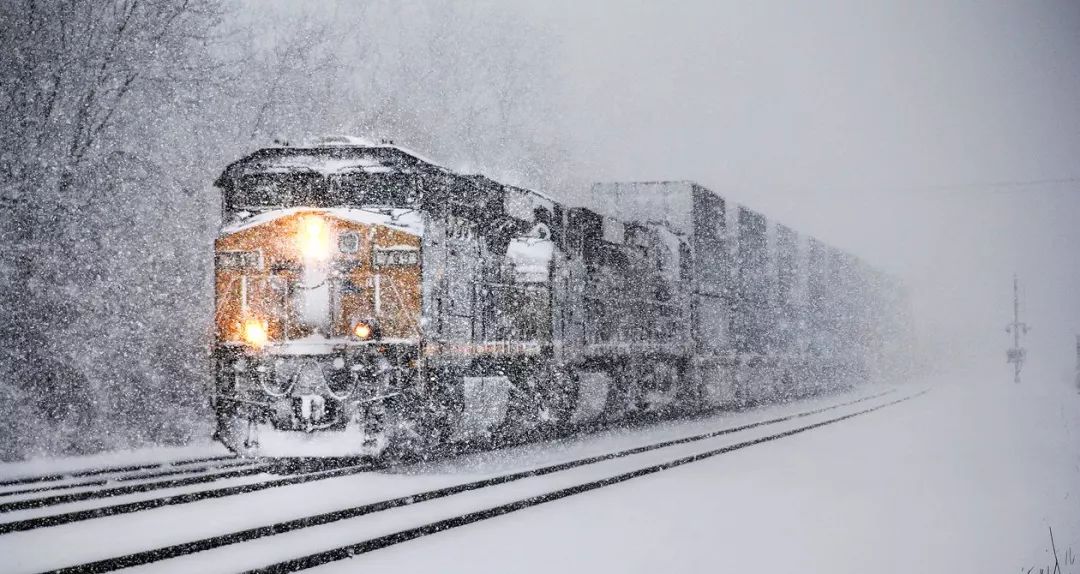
273,0 -> 1080,381
514,0 -> 1080,382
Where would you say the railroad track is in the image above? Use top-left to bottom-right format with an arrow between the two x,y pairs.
5,388 -> 923,573
248,390 -> 928,574
0,461 -> 376,534
0,461 -> 285,515
0,460 -> 265,500
0,388 -> 893,534
0,456 -> 237,490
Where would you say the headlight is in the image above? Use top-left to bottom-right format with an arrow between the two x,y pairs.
353,321 -> 373,340
242,318 -> 269,348
297,215 -> 330,260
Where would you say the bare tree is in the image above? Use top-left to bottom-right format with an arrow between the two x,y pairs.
1,0 -> 221,191
0,0 -> 223,459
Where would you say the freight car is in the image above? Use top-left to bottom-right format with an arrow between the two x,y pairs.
211,137 -> 907,458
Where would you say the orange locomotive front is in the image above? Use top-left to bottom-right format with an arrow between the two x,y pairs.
213,207 -> 423,457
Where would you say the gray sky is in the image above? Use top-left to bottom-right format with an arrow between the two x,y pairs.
510,0 -> 1080,380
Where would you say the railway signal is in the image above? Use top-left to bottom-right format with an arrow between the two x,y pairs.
1005,274 -> 1028,383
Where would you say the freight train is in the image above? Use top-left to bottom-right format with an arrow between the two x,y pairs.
211,136 -> 910,458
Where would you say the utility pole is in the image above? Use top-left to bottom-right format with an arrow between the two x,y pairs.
1005,274 -> 1028,383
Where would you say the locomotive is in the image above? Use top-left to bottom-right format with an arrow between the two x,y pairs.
211,136 -> 909,458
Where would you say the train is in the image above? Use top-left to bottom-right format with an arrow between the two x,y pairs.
211,136 -> 910,458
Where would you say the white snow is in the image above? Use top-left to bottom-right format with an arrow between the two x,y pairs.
505,238 -> 553,283
329,368 -> 1080,574
293,136 -> 452,173
304,135 -> 381,148
0,386 -> 893,572
589,181 -> 697,234
251,425 -> 382,458
254,155 -> 385,176
0,443 -> 230,482
502,185 -> 555,222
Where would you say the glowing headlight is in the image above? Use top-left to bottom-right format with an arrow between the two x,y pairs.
297,215 -> 330,260
242,319 -> 269,348
353,322 -> 373,340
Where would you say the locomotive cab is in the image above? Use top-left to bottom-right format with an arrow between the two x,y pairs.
212,141 -> 425,457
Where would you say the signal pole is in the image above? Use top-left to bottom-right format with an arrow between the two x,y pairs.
1005,274 -> 1028,383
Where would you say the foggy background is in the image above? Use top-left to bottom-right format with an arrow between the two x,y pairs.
532,0 -> 1080,384
1,0 -> 1077,460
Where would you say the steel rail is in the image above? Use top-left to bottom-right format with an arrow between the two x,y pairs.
0,463 -> 280,514
0,455 -> 236,489
0,460 -> 264,499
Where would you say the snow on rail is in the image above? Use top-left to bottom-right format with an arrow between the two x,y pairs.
0,443 -> 231,484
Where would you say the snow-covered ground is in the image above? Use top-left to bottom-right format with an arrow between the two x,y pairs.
346,368 -> 1080,574
1,367 -> 1077,573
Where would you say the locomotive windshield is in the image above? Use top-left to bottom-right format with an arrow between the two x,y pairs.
227,172 -> 421,211
219,146 -> 425,214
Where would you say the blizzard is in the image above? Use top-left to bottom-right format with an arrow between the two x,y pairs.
2,1 -> 1078,573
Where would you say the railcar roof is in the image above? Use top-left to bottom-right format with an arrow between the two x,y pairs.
215,145 -> 451,186
218,142 -> 565,207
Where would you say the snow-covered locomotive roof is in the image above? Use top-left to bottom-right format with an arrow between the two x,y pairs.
216,138 -> 566,237
215,142 -> 448,183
